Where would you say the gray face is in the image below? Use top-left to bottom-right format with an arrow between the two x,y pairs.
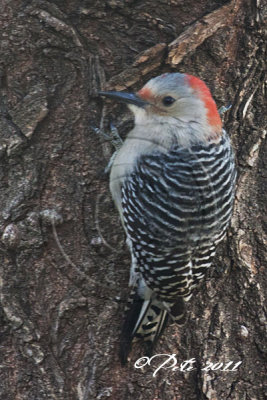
136,73 -> 204,119
136,73 -> 204,118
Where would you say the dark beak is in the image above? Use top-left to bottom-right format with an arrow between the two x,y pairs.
98,91 -> 148,108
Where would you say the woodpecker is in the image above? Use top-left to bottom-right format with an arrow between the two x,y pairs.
99,73 -> 236,364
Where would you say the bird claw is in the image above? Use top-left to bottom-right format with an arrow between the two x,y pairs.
108,122 -> 123,150
91,122 -> 123,150
218,103 -> 232,116
92,122 -> 123,173
90,124 -> 111,141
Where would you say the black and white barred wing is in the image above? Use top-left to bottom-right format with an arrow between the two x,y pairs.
121,132 -> 236,299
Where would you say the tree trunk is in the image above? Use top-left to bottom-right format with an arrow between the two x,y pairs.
0,1 -> 266,399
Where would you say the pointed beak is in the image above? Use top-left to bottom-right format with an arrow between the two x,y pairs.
98,91 -> 148,108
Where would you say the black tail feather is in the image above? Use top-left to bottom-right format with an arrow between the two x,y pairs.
119,291 -> 145,365
169,297 -> 187,325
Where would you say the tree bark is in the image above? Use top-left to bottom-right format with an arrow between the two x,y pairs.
0,1 -> 266,399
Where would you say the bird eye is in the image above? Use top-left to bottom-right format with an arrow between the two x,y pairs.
162,96 -> 176,106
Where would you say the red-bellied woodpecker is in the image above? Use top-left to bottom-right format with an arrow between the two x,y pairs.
99,73 -> 236,364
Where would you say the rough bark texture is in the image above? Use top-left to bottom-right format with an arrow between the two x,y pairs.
0,1 -> 266,399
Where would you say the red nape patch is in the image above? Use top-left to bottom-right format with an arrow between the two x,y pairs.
186,74 -> 222,129
137,87 -> 153,101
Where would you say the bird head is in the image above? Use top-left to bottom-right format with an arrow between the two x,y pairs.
99,73 -> 222,144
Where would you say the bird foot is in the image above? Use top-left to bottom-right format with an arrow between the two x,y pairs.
91,122 -> 123,173
218,103 -> 232,116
